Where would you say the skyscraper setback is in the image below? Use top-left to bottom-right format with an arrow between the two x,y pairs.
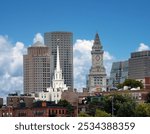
44,32 -> 73,89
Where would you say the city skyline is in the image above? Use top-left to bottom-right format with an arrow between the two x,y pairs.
0,0 -> 150,98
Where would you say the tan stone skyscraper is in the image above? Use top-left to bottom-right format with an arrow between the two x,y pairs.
23,41 -> 53,94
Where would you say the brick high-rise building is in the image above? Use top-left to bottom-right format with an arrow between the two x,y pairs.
23,41 -> 53,94
44,32 -> 73,89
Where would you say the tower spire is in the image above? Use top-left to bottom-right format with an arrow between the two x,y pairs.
93,33 -> 102,50
56,45 -> 60,71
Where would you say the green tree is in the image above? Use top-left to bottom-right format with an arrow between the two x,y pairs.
102,94 -> 136,116
85,94 -> 138,117
117,101 -> 136,117
145,103 -> 150,116
58,99 -> 70,106
58,99 -> 74,116
145,92 -> 150,103
86,96 -> 104,116
135,103 -> 148,116
123,79 -> 144,89
101,94 -> 137,116
135,103 -> 150,117
78,112 -> 90,117
117,83 -> 124,89
95,109 -> 111,117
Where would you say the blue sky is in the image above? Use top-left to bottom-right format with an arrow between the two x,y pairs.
0,0 -> 150,98
1,0 -> 150,58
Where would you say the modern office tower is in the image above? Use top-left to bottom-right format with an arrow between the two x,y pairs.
129,50 -> 150,79
109,60 -> 128,88
44,32 -> 73,89
23,41 -> 53,94
87,33 -> 107,92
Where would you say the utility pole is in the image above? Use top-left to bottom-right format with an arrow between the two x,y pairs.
112,96 -> 114,117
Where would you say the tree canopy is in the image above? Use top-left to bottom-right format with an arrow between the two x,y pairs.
81,93 -> 150,117
58,99 -> 74,116
117,79 -> 144,89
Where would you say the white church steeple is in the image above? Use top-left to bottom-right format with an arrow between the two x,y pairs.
56,45 -> 61,71
36,45 -> 68,104
54,45 -> 62,80
52,45 -> 67,91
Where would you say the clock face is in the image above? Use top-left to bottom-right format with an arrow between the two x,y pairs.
95,55 -> 100,61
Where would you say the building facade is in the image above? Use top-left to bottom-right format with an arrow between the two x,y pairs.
129,50 -> 150,80
23,41 -> 53,94
13,101 -> 68,117
87,33 -> 107,92
0,101 -> 68,117
7,94 -> 35,108
109,60 -> 128,88
44,32 -> 73,89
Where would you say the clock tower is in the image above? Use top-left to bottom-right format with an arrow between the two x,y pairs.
87,33 -> 107,92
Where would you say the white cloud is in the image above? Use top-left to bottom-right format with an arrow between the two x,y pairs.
73,39 -> 93,54
33,33 -> 44,44
137,43 -> 149,51
73,40 -> 93,90
104,51 -> 114,60
0,35 -> 26,102
9,42 -> 26,76
73,39 -> 114,91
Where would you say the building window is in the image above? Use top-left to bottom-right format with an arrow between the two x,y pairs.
94,77 -> 102,85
